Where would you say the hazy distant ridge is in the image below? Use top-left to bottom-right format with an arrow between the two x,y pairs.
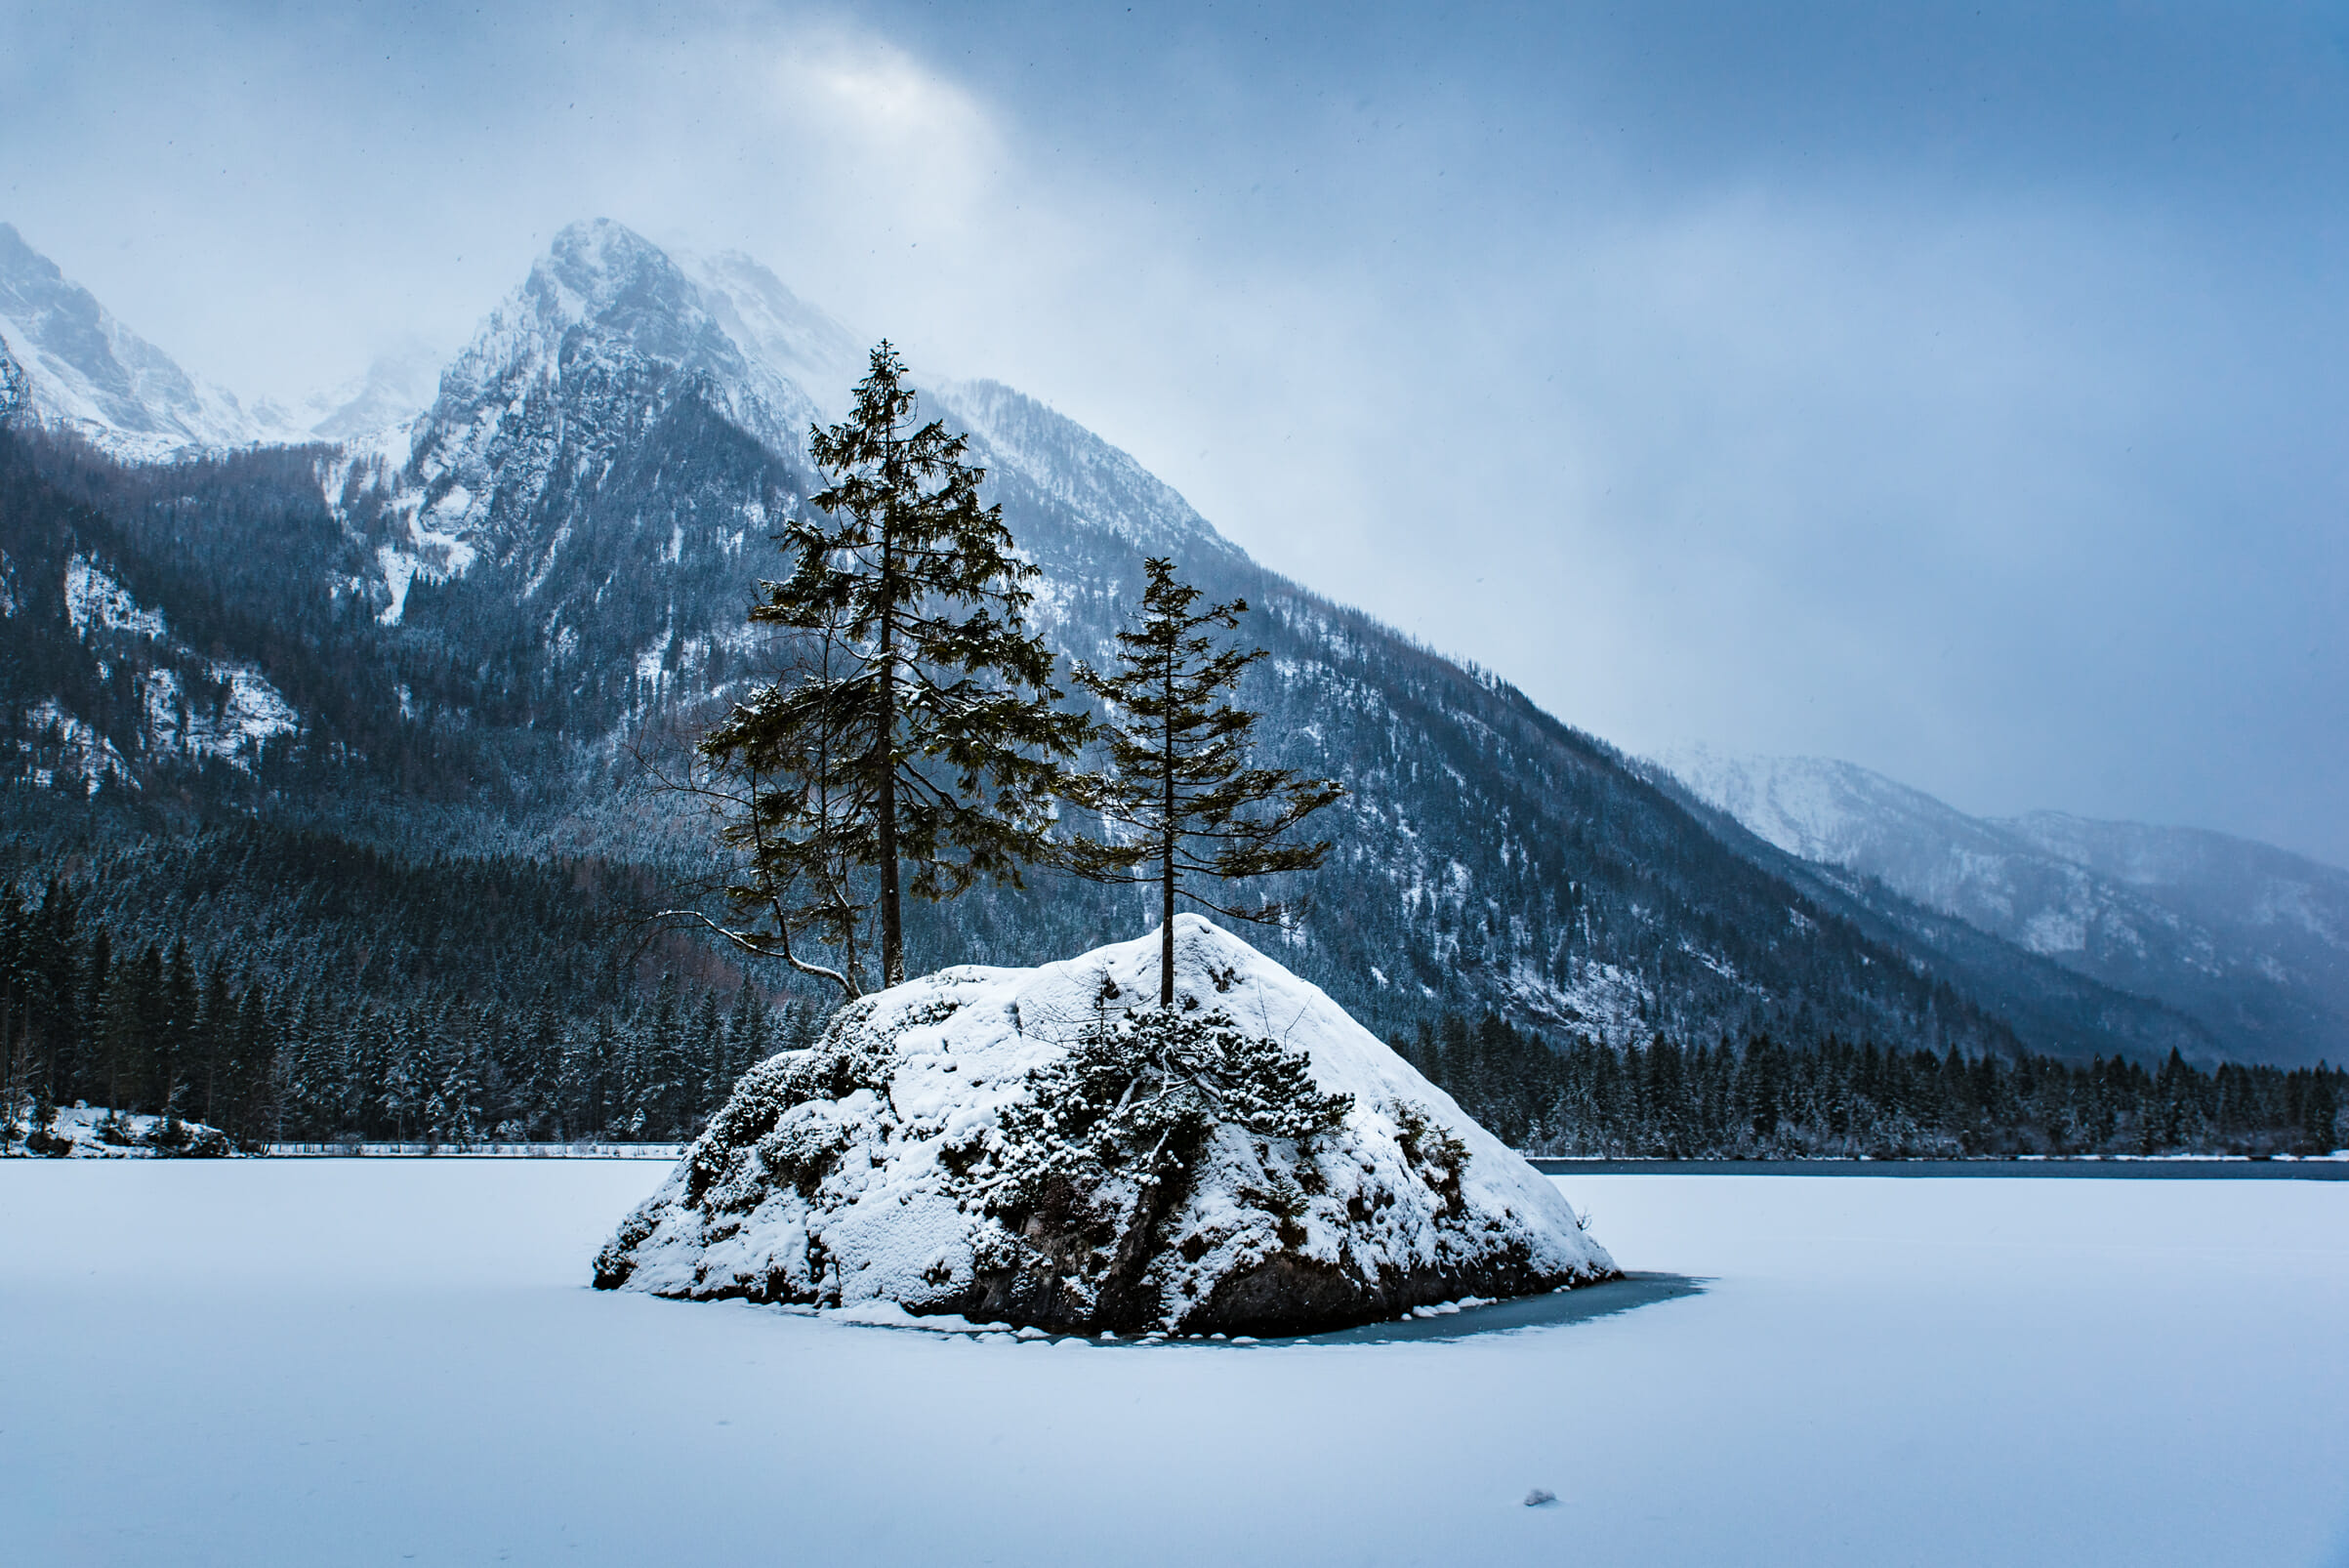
1658,746 -> 2349,1065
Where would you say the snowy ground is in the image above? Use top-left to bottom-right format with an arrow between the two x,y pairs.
3,1162 -> 2345,1566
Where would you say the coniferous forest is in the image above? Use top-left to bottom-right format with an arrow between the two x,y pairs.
1401,1010 -> 2346,1160
0,818 -> 823,1149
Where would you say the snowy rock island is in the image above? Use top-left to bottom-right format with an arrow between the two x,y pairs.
595,917 -> 1617,1335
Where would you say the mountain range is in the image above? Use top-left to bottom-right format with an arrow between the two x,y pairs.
0,224 -> 430,457
0,216 -> 2332,1067
1654,747 -> 2348,1068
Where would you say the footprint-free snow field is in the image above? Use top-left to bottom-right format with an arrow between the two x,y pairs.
4,1160 -> 2345,1566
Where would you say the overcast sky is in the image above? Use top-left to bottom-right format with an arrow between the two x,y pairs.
5,0 -> 2346,864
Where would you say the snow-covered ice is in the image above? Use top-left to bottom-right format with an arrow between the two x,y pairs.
4,1160 -> 2345,1565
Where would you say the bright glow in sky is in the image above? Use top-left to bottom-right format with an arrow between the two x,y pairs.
4,0 -> 2344,863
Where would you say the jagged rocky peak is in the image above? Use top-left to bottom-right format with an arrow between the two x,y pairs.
427,219 -> 750,415
346,220 -> 798,613
392,220 -> 818,511
528,219 -> 726,363
595,916 -> 1617,1336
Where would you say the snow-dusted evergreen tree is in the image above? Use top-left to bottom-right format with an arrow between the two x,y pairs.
688,989 -> 723,1125
379,1024 -> 423,1141
196,957 -> 233,1126
569,1013 -> 618,1137
521,990 -> 563,1121
224,980 -> 276,1139
639,972 -> 686,1135
724,983 -> 766,1079
693,344 -> 1089,992
297,990 -> 342,1135
97,945 -> 155,1112
1066,557 -> 1342,1003
158,937 -> 196,1119
427,1030 -> 484,1147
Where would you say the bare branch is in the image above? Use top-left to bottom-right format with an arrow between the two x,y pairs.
647,909 -> 857,999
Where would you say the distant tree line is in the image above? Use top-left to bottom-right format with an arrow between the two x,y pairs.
1399,1011 -> 2347,1159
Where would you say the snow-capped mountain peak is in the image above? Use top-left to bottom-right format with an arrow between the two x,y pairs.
332,219 -> 817,623
429,219 -> 761,423
530,219 -> 728,355
0,222 -> 266,457
341,217 -> 1242,630
406,219 -> 820,490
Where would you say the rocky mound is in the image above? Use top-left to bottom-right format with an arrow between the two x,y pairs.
6,1106 -> 241,1158
595,916 -> 1617,1335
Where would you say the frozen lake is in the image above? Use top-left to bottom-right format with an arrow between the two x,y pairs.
4,1160 -> 2345,1566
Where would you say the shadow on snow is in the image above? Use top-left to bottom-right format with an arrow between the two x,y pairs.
1288,1272 -> 1708,1346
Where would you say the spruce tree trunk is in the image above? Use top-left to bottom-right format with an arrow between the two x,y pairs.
877,538 -> 903,988
1161,657 -> 1176,1006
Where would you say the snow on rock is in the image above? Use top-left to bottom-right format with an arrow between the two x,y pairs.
331,220 -> 819,619
6,1104 -> 239,1158
43,552 -> 301,777
133,660 -> 298,771
596,916 -> 1616,1335
64,555 -> 167,640
17,699 -> 133,795
674,247 -> 864,426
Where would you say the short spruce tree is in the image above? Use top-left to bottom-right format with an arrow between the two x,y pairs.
1066,557 -> 1342,1003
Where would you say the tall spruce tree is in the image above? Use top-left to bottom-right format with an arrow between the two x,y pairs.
691,343 -> 1087,993
1066,557 -> 1343,1004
